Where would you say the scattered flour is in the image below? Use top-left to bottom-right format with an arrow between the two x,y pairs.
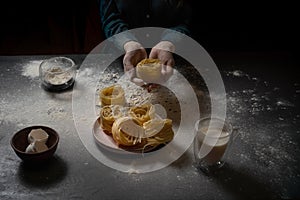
225,70 -> 296,116
0,87 -> 73,128
96,71 -> 153,107
21,60 -> 43,79
96,70 -> 181,108
44,67 -> 73,85
226,70 -> 250,79
91,68 -> 184,128
224,69 -> 299,184
276,99 -> 295,107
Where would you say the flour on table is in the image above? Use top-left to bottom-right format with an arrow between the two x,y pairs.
226,70 -> 250,79
0,89 -> 73,128
95,70 -> 182,127
43,67 -> 73,85
224,69 -> 299,182
276,99 -> 295,108
21,60 -> 43,79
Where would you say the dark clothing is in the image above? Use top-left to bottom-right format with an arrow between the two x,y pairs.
99,0 -> 193,49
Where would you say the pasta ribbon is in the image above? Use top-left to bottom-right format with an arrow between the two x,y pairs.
136,58 -> 162,83
143,118 -> 174,149
112,117 -> 146,148
99,105 -> 123,134
99,85 -> 125,106
129,103 -> 155,126
97,84 -> 175,153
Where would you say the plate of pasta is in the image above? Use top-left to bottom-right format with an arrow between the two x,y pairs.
93,118 -> 121,153
92,84 -> 175,154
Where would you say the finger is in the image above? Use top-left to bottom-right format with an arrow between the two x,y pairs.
161,63 -> 173,74
161,64 -> 173,82
123,54 -> 133,72
125,68 -> 137,82
149,49 -> 158,59
125,68 -> 146,86
165,65 -> 173,77
123,62 -> 134,72
131,77 -> 146,86
167,58 -> 175,68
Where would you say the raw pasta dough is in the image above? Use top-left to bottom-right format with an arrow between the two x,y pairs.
99,85 -> 125,106
136,58 -> 162,83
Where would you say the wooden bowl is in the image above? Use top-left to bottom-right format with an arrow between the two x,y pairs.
10,126 -> 59,163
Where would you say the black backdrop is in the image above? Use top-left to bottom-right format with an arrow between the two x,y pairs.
0,0 -> 297,55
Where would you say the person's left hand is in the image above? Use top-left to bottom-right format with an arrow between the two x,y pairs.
123,41 -> 147,72
123,41 -> 147,86
149,41 -> 175,83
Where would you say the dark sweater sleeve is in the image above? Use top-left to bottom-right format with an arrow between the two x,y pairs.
160,1 -> 193,44
99,0 -> 137,50
161,24 -> 191,44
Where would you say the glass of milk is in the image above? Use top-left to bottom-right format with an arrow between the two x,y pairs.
193,117 -> 233,174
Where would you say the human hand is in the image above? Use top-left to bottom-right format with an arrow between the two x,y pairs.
149,41 -> 175,82
123,41 -> 147,86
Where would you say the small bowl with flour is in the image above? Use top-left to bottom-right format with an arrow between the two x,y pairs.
39,56 -> 76,92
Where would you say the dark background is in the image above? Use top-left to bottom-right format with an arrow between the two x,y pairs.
0,0 -> 298,55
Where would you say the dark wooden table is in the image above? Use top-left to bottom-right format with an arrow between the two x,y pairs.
0,51 -> 299,199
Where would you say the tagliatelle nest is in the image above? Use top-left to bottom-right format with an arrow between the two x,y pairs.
99,84 -> 125,106
98,84 -> 174,152
99,105 -> 123,134
136,58 -> 162,83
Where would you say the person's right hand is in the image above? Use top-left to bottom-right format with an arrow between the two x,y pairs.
149,41 -> 175,83
123,41 -> 147,86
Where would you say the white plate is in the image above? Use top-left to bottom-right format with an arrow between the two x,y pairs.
92,118 -> 131,154
92,118 -> 168,154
